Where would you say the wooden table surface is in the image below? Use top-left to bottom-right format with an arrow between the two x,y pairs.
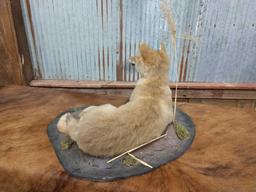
0,86 -> 255,192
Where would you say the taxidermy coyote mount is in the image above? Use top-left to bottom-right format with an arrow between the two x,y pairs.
57,43 -> 173,157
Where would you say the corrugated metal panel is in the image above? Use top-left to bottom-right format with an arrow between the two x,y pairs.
21,0 -> 256,82
21,0 -> 120,80
122,0 -> 201,82
194,0 -> 256,82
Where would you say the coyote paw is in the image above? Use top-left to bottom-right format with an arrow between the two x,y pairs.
57,113 -> 70,133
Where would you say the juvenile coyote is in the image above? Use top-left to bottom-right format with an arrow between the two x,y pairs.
57,43 -> 173,157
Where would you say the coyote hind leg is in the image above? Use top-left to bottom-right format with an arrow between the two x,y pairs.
57,113 -> 79,140
57,113 -> 70,133
79,106 -> 96,118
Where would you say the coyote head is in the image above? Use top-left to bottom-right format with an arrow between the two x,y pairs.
129,43 -> 169,80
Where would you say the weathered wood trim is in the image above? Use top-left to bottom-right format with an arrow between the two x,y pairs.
50,88 -> 256,100
0,0 -> 24,85
176,89 -> 256,100
10,0 -> 33,84
30,80 -> 256,100
30,80 -> 256,90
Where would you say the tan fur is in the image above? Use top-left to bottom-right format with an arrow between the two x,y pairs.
57,42 -> 173,157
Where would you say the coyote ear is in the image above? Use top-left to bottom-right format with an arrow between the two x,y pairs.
159,43 -> 167,53
139,42 -> 152,59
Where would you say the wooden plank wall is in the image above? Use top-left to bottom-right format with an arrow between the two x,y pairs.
10,0 -> 33,83
0,0 -> 24,85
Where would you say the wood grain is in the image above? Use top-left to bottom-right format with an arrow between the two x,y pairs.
0,0 -> 24,85
30,80 -> 256,90
0,85 -> 256,192
10,0 -> 33,84
30,80 -> 256,100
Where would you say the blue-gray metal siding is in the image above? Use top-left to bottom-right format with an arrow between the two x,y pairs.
21,0 -> 256,82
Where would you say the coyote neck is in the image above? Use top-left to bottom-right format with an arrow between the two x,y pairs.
130,77 -> 170,101
137,75 -> 169,87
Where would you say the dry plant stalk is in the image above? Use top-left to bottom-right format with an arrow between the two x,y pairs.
160,0 -> 177,54
160,0 -> 178,122
107,133 -> 167,163
128,153 -> 153,169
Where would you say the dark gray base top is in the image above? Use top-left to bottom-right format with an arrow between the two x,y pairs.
47,106 -> 195,181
